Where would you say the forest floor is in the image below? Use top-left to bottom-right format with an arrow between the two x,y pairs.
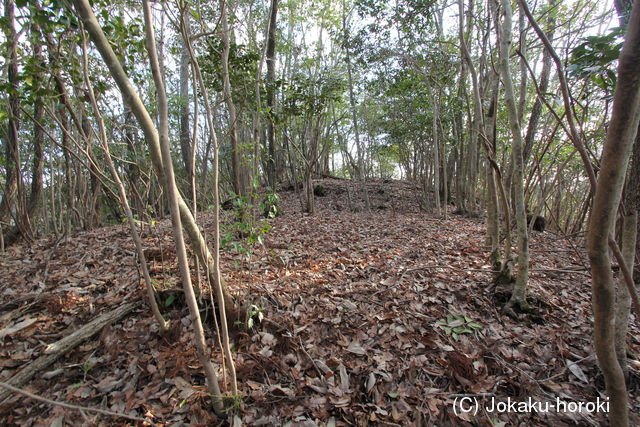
0,178 -> 639,426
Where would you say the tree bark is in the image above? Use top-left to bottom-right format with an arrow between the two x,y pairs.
500,0 -> 530,312
615,212 -> 636,383
221,0 -> 244,197
179,36 -> 192,180
587,2 -> 640,425
0,0 -> 20,229
265,0 -> 279,190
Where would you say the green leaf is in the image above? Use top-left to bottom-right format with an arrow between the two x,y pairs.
165,294 -> 175,307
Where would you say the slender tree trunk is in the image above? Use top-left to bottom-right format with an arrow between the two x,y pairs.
221,0 -> 243,196
265,0 -> 279,190
500,0 -> 530,312
3,20 -> 45,245
439,104 -> 448,220
425,81 -> 441,216
72,0 -> 237,317
523,0 -> 555,165
458,0 -> 479,216
122,96 -> 145,220
343,9 -> 370,213
485,77 -> 500,257
0,0 -> 20,229
615,212 -> 635,383
517,10 -> 528,124
83,113 -> 103,229
179,36 -> 192,180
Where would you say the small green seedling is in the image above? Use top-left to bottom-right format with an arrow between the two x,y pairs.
437,313 -> 483,341
247,304 -> 265,329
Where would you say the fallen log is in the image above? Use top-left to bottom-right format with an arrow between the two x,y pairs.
0,299 -> 142,404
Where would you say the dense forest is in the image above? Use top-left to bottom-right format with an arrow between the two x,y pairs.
1,0 -> 640,424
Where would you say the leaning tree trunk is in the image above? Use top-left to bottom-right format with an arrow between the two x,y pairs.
587,2 -> 640,426
71,0 -> 237,317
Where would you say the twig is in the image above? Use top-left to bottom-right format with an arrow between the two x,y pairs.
105,245 -> 136,256
288,335 -> 326,385
0,381 -> 157,426
529,267 -> 591,277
